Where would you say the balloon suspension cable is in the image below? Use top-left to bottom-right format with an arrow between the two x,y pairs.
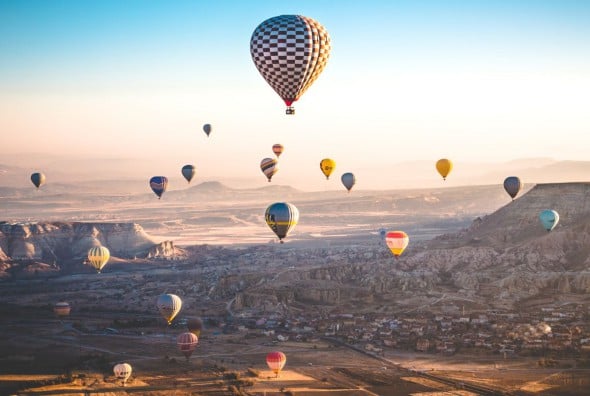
285,106 -> 295,115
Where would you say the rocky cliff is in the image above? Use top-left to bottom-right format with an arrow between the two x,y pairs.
0,222 -> 177,278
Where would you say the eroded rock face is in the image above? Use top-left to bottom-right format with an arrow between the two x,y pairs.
0,222 -> 175,277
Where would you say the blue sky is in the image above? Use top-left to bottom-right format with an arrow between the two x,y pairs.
1,0 -> 589,190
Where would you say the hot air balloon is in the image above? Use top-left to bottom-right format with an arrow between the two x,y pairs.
113,363 -> 132,386
187,317 -> 203,337
177,332 -> 199,361
149,176 -> 168,199
181,165 -> 196,183
503,176 -> 522,201
436,159 -> 453,181
260,158 -> 278,182
30,172 -> 46,189
156,293 -> 182,325
250,15 -> 331,115
320,158 -> 336,180
203,123 -> 212,137
266,351 -> 286,377
272,144 -> 284,158
341,172 -> 355,192
385,231 -> 409,258
53,302 -> 71,317
539,209 -> 559,232
87,246 -> 110,273
265,202 -> 299,243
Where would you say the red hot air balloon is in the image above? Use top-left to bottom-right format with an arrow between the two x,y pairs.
266,351 -> 287,377
177,332 -> 199,361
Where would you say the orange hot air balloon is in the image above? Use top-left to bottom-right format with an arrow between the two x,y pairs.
177,332 -> 199,361
435,159 -> 453,181
272,144 -> 284,158
266,351 -> 286,377
385,231 -> 409,258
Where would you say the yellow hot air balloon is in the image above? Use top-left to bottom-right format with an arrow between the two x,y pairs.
436,159 -> 453,181
87,246 -> 110,273
320,158 -> 336,180
385,231 -> 409,258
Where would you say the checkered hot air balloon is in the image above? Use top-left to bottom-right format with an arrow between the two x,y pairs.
250,15 -> 331,115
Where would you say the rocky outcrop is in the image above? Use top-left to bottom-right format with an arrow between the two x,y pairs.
0,222 -> 176,277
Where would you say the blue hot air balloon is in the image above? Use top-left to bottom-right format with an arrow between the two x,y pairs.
341,172 -> 356,192
539,209 -> 559,232
265,202 -> 299,243
503,176 -> 522,201
149,176 -> 168,199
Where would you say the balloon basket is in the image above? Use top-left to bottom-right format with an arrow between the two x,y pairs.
285,107 -> 295,115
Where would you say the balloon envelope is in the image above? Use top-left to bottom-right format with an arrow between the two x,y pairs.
385,231 -> 409,258
272,144 -> 284,157
250,15 -> 331,112
320,158 -> 336,180
156,294 -> 182,325
177,332 -> 199,359
53,302 -> 71,317
539,209 -> 559,232
149,176 -> 168,199
181,165 -> 196,183
436,159 -> 453,180
87,246 -> 110,273
260,158 -> 278,182
503,176 -> 522,200
266,351 -> 287,376
187,317 -> 203,337
341,172 -> 356,192
30,172 -> 46,189
203,124 -> 212,136
113,363 -> 132,384
265,202 -> 299,243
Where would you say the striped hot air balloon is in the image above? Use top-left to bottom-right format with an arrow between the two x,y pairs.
250,15 -> 331,115
53,302 -> 71,317
272,144 -> 284,158
260,158 -> 278,182
156,293 -> 182,325
149,176 -> 168,199
177,332 -> 199,360
87,246 -> 110,273
385,231 -> 409,258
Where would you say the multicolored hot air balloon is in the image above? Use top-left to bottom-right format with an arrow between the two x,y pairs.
266,351 -> 287,377
320,158 -> 336,180
272,144 -> 284,158
203,124 -> 212,137
260,158 -> 278,182
177,332 -> 199,361
250,15 -> 331,115
503,176 -> 522,201
539,209 -> 559,232
187,317 -> 203,337
265,202 -> 299,243
53,302 -> 71,317
181,165 -> 196,183
113,363 -> 132,386
436,159 -> 453,181
156,293 -> 182,325
385,231 -> 409,258
87,246 -> 110,273
150,176 -> 168,199
341,172 -> 356,192
30,172 -> 46,189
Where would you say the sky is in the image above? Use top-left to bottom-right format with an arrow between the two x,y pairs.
1,0 -> 590,191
